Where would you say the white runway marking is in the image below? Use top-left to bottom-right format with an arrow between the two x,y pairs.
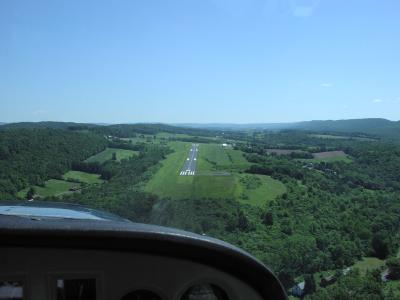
180,144 -> 199,176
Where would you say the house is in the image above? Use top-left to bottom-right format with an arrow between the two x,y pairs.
342,267 -> 351,275
320,275 -> 336,287
291,281 -> 305,297
381,269 -> 389,282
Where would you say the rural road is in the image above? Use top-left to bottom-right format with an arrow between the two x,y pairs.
180,143 -> 199,176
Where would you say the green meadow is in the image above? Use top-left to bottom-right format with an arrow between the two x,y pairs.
63,170 -> 103,184
85,147 -> 138,163
17,179 -> 80,198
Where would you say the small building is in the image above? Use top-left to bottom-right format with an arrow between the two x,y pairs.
342,267 -> 351,275
291,281 -> 305,297
320,275 -> 336,287
381,269 -> 389,282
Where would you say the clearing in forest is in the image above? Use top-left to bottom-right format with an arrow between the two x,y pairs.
85,147 -> 138,163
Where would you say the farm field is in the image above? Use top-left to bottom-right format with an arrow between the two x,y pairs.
310,134 -> 376,141
17,179 -> 80,198
311,150 -> 352,162
85,147 -> 138,163
63,170 -> 103,184
18,170 -> 104,199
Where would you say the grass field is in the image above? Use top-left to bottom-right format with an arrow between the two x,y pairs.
192,175 -> 237,199
197,144 -> 250,173
17,179 -> 80,198
236,174 -> 287,206
63,170 -> 103,184
85,147 -> 138,163
352,257 -> 385,275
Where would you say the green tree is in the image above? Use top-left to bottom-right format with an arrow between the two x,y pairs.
112,152 -> 117,161
371,234 -> 389,259
238,210 -> 249,231
26,187 -> 35,200
386,257 -> 400,280
304,274 -> 316,295
262,211 -> 273,226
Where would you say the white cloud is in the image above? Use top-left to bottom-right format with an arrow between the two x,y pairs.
320,82 -> 333,88
372,99 -> 383,103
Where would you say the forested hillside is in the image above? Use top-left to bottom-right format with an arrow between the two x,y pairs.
0,129 -> 107,199
90,123 -> 218,138
0,121 -> 101,130
292,118 -> 400,140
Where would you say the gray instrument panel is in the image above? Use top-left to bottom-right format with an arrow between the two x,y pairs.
1,247 -> 263,300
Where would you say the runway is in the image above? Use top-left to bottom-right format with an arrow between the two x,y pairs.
179,143 -> 198,176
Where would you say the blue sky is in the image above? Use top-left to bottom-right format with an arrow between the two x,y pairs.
1,0 -> 399,123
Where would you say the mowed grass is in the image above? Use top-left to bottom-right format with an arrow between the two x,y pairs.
17,179 -> 80,198
85,147 -> 138,163
236,174 -> 287,207
352,257 -> 385,275
192,175 -> 237,199
63,170 -> 103,184
197,144 -> 250,173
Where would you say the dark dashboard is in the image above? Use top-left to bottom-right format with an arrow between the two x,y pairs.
0,202 -> 287,300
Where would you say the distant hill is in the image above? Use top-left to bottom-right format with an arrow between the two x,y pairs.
0,121 -> 101,130
175,123 -> 291,131
177,118 -> 400,140
0,122 -> 218,138
293,118 -> 394,132
290,118 -> 400,140
4,119 -> 400,140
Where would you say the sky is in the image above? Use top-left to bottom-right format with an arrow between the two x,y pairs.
1,0 -> 400,123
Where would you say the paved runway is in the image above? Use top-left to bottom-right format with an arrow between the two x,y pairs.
179,143 -> 199,176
